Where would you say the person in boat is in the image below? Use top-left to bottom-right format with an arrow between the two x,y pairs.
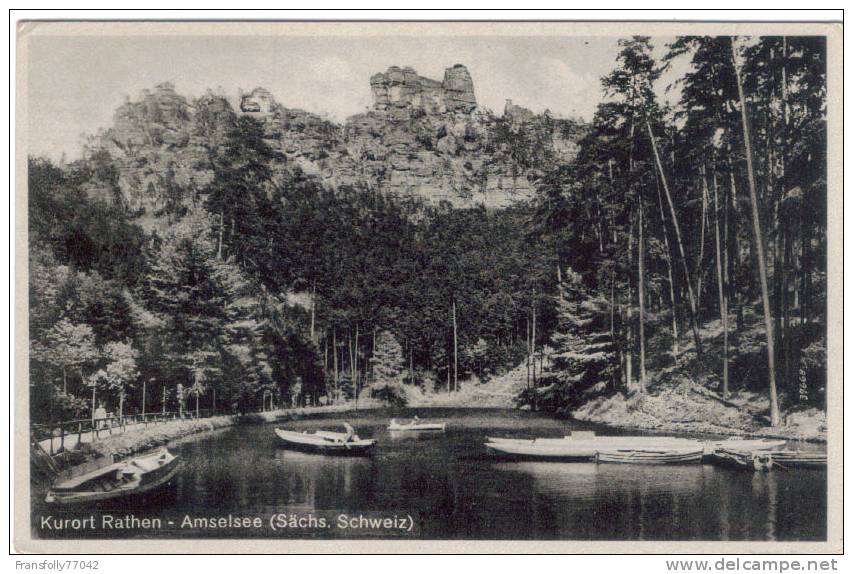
342,422 -> 356,443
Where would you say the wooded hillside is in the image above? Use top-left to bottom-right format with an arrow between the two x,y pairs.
28,35 -> 826,428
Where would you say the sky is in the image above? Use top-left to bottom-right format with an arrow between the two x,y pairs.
26,34 -> 685,161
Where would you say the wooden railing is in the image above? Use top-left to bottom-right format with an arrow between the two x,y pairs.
31,409 -> 219,456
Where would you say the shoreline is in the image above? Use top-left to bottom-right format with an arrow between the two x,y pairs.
39,402 -> 385,485
40,395 -> 825,487
570,384 -> 827,444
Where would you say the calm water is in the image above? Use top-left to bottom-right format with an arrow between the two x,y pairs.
33,408 -> 826,541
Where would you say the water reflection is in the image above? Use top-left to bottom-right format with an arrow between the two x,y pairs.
32,408 -> 827,541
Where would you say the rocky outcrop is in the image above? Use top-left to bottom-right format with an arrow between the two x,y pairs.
442,65 -> 477,113
96,69 -> 586,215
240,87 -> 276,114
504,99 -> 536,124
370,64 -> 476,114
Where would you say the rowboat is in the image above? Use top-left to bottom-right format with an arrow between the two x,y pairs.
711,448 -> 775,471
274,426 -> 376,456
768,450 -> 827,469
485,432 -> 702,461
711,448 -> 826,470
596,447 -> 704,465
707,438 -> 786,453
388,418 -> 446,432
45,448 -> 181,505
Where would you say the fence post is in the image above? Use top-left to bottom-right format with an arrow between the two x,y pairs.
78,422 -> 83,447
60,426 -> 65,453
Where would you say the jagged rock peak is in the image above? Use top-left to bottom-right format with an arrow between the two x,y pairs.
370,64 -> 477,114
240,87 -> 277,114
503,99 -> 536,124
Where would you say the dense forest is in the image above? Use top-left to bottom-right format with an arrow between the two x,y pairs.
29,36 -> 826,429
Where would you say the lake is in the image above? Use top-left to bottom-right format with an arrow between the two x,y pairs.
32,408 -> 827,541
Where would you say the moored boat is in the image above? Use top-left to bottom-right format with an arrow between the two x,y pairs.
388,418 -> 446,432
767,450 -> 827,469
711,448 -> 826,470
711,448 -> 774,471
45,448 -> 181,505
485,431 -> 702,461
274,425 -> 376,456
595,447 -> 704,465
705,438 -> 786,454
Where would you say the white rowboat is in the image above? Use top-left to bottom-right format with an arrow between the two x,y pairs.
45,448 -> 181,505
388,418 -> 446,432
274,427 -> 376,455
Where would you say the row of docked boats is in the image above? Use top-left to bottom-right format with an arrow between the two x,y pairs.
484,431 -> 827,469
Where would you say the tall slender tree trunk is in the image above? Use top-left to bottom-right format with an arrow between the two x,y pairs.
354,324 -> 359,397
626,216 -> 634,390
732,39 -> 781,426
452,300 -> 458,393
332,327 -> 338,405
556,256 -> 564,302
310,281 -> 316,343
637,205 -> 647,391
531,289 -> 537,386
610,267 -> 618,389
526,318 -> 531,390
712,168 -> 730,398
217,211 -> 224,260
780,36 -> 793,392
647,119 -> 704,360
656,171 -> 679,358
698,170 -> 710,311
91,384 -> 97,425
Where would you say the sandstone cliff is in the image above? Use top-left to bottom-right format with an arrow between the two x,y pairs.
92,66 -> 585,218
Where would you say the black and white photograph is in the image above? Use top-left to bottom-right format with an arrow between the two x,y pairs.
13,18 -> 842,554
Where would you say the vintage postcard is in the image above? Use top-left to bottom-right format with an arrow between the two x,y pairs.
13,19 -> 842,554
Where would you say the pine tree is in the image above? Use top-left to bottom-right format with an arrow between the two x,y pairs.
366,330 -> 407,406
535,269 -> 617,412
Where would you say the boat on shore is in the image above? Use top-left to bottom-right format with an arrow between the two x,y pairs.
274,425 -> 376,456
45,448 -> 181,505
388,418 -> 446,432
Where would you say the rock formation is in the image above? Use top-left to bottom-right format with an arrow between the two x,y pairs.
97,68 -> 585,217
442,65 -> 477,113
240,87 -> 276,114
370,64 -> 476,114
